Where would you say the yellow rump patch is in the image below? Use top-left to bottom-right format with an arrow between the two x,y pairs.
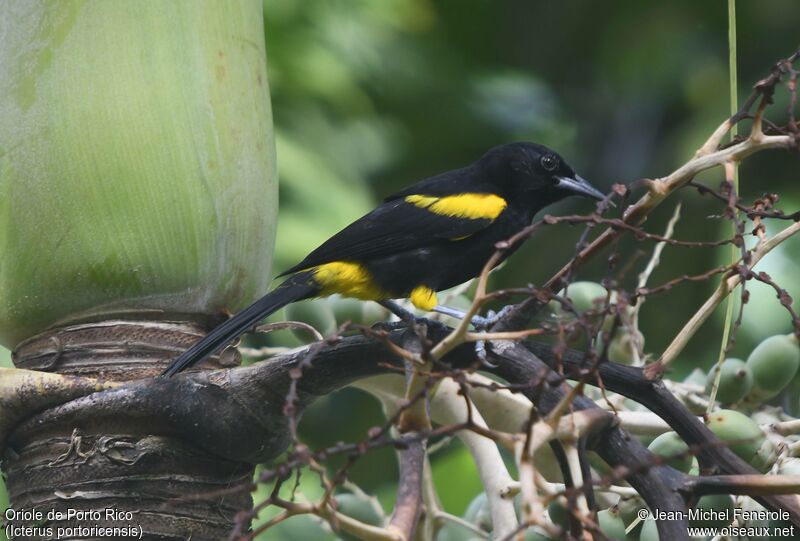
409,285 -> 437,311
404,193 -> 507,220
312,261 -> 387,300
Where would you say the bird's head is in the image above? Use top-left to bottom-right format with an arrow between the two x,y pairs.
479,142 -> 605,204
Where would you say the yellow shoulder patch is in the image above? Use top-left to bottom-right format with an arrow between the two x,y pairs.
409,285 -> 437,311
312,261 -> 387,301
404,193 -> 507,220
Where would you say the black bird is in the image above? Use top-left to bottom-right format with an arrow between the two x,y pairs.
162,142 -> 604,376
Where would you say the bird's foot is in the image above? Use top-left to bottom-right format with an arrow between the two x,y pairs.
432,305 -> 516,368
431,304 -> 514,330
474,339 -> 498,368
377,300 -> 447,333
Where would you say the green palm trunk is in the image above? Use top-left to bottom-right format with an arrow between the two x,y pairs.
0,1 -> 276,538
0,0 -> 276,346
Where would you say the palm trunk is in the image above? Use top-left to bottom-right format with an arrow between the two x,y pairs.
0,1 -> 277,538
6,322 -> 253,540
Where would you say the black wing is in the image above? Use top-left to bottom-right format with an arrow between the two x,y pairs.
279,197 -> 496,276
279,163 -> 508,276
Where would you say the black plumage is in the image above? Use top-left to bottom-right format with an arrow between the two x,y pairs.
162,142 -> 604,376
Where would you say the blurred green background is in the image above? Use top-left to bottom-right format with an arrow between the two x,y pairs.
255,0 -> 800,537
3,1 -> 800,539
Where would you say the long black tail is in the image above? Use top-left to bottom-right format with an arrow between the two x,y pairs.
161,273 -> 318,377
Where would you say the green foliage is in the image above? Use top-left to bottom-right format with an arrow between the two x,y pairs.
706,358 -> 752,404
268,515 -> 330,541
746,334 -> 800,400
706,409 -> 773,471
332,494 -> 384,541
429,443 -> 485,516
462,492 -> 492,533
286,298 -> 339,338
0,347 -> 10,368
647,432 -> 693,473
561,281 -> 608,314
546,497 -> 568,528
435,520 -> 482,541
597,507 -> 626,541
689,494 -> 735,529
638,517 -> 659,541
250,465 -> 336,541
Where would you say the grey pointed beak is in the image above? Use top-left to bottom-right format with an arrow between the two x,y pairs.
556,174 -> 605,201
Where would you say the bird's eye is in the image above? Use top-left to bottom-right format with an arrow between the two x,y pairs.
540,154 -> 558,171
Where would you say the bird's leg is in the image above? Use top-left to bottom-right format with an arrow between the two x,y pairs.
377,300 -> 447,333
431,305 -> 514,329
431,305 -> 516,369
483,305 -> 515,326
431,305 -> 490,327
377,300 -> 456,339
376,302 -> 506,367
474,339 -> 491,366
380,302 -> 500,330
378,300 -> 417,326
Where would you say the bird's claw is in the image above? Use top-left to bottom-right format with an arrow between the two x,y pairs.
470,307 -> 515,368
428,304 -> 515,364
469,305 -> 514,330
474,339 -> 498,368
469,313 -> 494,330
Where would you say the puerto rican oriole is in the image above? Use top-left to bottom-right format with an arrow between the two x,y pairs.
162,142 -> 604,376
